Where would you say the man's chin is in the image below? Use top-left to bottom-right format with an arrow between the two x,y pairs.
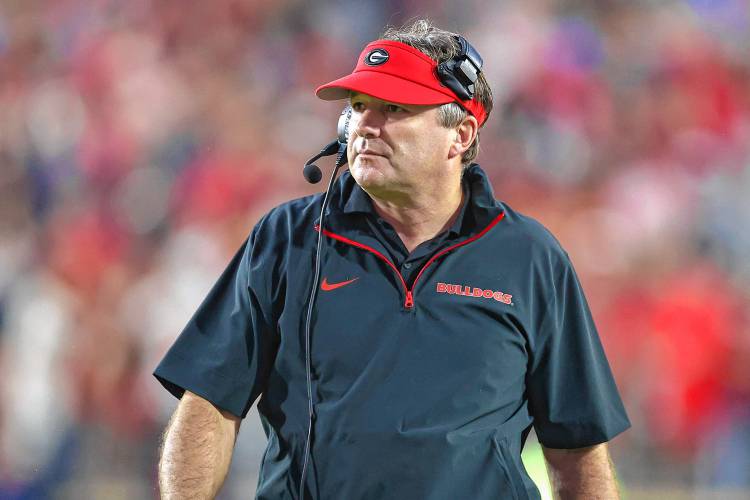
349,161 -> 389,187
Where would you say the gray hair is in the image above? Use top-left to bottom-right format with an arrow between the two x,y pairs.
381,19 -> 493,167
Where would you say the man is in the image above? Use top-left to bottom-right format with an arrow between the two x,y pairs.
155,20 -> 630,500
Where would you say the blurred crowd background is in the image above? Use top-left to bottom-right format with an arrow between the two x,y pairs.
1,0 -> 749,498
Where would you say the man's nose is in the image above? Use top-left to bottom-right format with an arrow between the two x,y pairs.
353,108 -> 382,138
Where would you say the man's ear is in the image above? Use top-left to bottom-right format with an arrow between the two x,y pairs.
448,115 -> 479,160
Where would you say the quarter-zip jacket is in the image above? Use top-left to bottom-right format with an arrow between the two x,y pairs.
154,164 -> 630,500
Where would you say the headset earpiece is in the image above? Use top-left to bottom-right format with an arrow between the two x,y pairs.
436,35 -> 483,101
338,105 -> 352,144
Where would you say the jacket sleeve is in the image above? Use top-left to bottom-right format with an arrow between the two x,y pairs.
526,253 -> 631,448
153,223 -> 278,418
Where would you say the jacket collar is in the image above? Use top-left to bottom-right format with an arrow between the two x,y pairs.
322,163 -> 504,238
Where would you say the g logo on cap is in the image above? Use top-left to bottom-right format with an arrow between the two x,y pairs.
364,48 -> 389,66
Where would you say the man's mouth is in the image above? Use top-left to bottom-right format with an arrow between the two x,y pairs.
358,149 -> 386,157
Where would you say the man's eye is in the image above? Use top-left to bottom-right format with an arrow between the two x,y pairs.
351,102 -> 365,112
386,104 -> 404,113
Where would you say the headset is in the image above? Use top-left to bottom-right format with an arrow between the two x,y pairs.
302,107 -> 352,184
436,35 -> 484,101
296,37 -> 482,499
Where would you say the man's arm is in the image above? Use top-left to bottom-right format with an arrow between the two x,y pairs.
159,390 -> 241,500
541,443 -> 620,500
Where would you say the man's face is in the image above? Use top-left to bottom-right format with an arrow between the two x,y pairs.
346,92 -> 457,201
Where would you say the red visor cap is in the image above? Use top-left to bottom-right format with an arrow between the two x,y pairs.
316,40 -> 487,125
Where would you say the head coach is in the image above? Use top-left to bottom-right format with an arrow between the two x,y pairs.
155,19 -> 630,500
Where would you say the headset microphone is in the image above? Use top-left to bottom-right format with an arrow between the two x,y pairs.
303,141 -> 339,184
302,106 -> 352,184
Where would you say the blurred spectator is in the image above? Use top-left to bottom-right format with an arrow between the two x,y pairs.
1,0 -> 749,497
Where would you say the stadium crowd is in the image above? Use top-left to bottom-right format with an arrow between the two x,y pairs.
0,0 -> 749,498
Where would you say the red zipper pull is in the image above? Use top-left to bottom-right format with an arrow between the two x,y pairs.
404,290 -> 414,309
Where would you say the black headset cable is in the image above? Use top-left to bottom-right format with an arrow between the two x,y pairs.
299,143 -> 347,499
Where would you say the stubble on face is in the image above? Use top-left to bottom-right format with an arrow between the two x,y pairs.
349,138 -> 393,189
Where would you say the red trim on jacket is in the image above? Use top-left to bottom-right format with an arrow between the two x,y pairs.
315,212 -> 505,309
410,212 -> 506,293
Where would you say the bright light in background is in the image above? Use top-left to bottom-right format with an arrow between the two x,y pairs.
522,437 -> 553,500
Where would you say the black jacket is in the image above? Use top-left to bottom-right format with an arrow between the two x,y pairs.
155,163 -> 630,499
